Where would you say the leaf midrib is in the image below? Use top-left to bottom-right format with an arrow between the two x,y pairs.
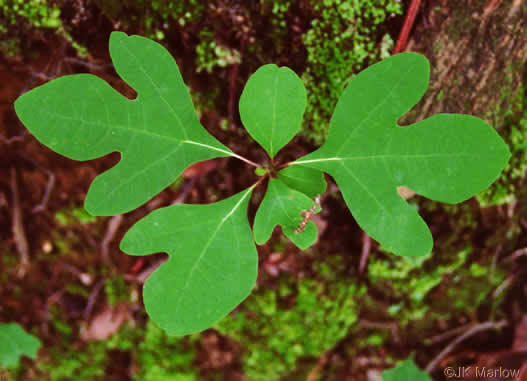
118,36 -> 189,140
38,107 -> 231,156
294,152 -> 494,165
173,189 -> 252,321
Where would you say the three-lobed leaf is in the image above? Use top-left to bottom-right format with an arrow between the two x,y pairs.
239,64 -> 307,159
253,178 -> 319,250
293,53 -> 510,256
15,31 -> 233,216
120,188 -> 257,336
0,323 -> 41,368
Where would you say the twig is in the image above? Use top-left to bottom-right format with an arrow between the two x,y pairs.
425,320 -> 508,372
32,171 -> 55,213
489,244 -> 502,280
425,323 -> 475,345
101,215 -> 124,262
492,275 -> 513,299
172,178 -> 197,205
306,351 -> 329,381
42,289 -> 64,337
10,168 -> 30,278
393,0 -> 423,54
359,232 -> 371,274
83,279 -> 105,321
502,247 -> 527,263
0,131 -> 27,144
64,57 -> 112,71
359,319 -> 400,343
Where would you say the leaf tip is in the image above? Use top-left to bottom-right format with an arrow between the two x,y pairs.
109,30 -> 128,45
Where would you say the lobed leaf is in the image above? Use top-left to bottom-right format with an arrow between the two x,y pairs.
382,360 -> 432,381
293,53 -> 510,257
239,64 -> 307,159
253,178 -> 319,250
0,323 -> 41,368
277,165 -> 327,198
15,31 -> 233,216
120,188 -> 257,336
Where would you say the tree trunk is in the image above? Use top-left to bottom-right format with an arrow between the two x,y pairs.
403,0 -> 527,128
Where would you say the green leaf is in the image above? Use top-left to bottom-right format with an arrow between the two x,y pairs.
239,64 -> 307,159
14,31 -> 234,216
0,323 -> 41,368
120,188 -> 257,336
293,53 -> 510,257
253,178 -> 319,250
382,360 -> 432,381
277,165 -> 327,198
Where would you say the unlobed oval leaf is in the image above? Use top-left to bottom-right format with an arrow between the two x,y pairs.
239,64 -> 307,159
277,165 -> 327,198
15,31 -> 233,216
120,188 -> 257,336
253,178 -> 319,250
0,323 -> 41,368
293,53 -> 510,257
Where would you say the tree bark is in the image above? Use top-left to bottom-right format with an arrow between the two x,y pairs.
403,0 -> 527,128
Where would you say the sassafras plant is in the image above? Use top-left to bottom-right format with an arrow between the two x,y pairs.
14,32 -> 510,336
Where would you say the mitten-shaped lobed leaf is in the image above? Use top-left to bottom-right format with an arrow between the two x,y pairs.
0,323 -> 41,368
293,53 -> 510,257
277,165 -> 327,198
15,31 -> 233,216
239,64 -> 307,159
253,178 -> 319,250
382,360 -> 432,381
120,188 -> 257,336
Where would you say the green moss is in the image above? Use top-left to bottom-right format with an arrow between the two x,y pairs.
38,344 -> 106,381
104,276 -> 130,306
195,28 -> 241,73
34,323 -> 141,381
95,0 -> 205,40
215,256 -> 364,381
368,239 -> 506,336
134,320 -> 199,381
477,108 -> 527,206
55,207 -> 97,226
301,0 -> 403,143
0,0 -> 61,56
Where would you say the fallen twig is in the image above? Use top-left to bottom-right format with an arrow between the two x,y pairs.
359,319 -> 400,343
0,131 -> 27,144
83,279 -> 106,321
306,350 -> 329,381
425,320 -> 508,372
10,168 -> 30,278
101,214 -> 124,262
32,170 -> 55,213
502,247 -> 527,263
359,232 -> 371,275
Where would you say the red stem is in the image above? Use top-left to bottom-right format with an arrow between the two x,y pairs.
393,0 -> 423,54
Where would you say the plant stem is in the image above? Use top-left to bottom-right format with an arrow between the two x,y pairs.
249,173 -> 269,191
230,152 -> 262,168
